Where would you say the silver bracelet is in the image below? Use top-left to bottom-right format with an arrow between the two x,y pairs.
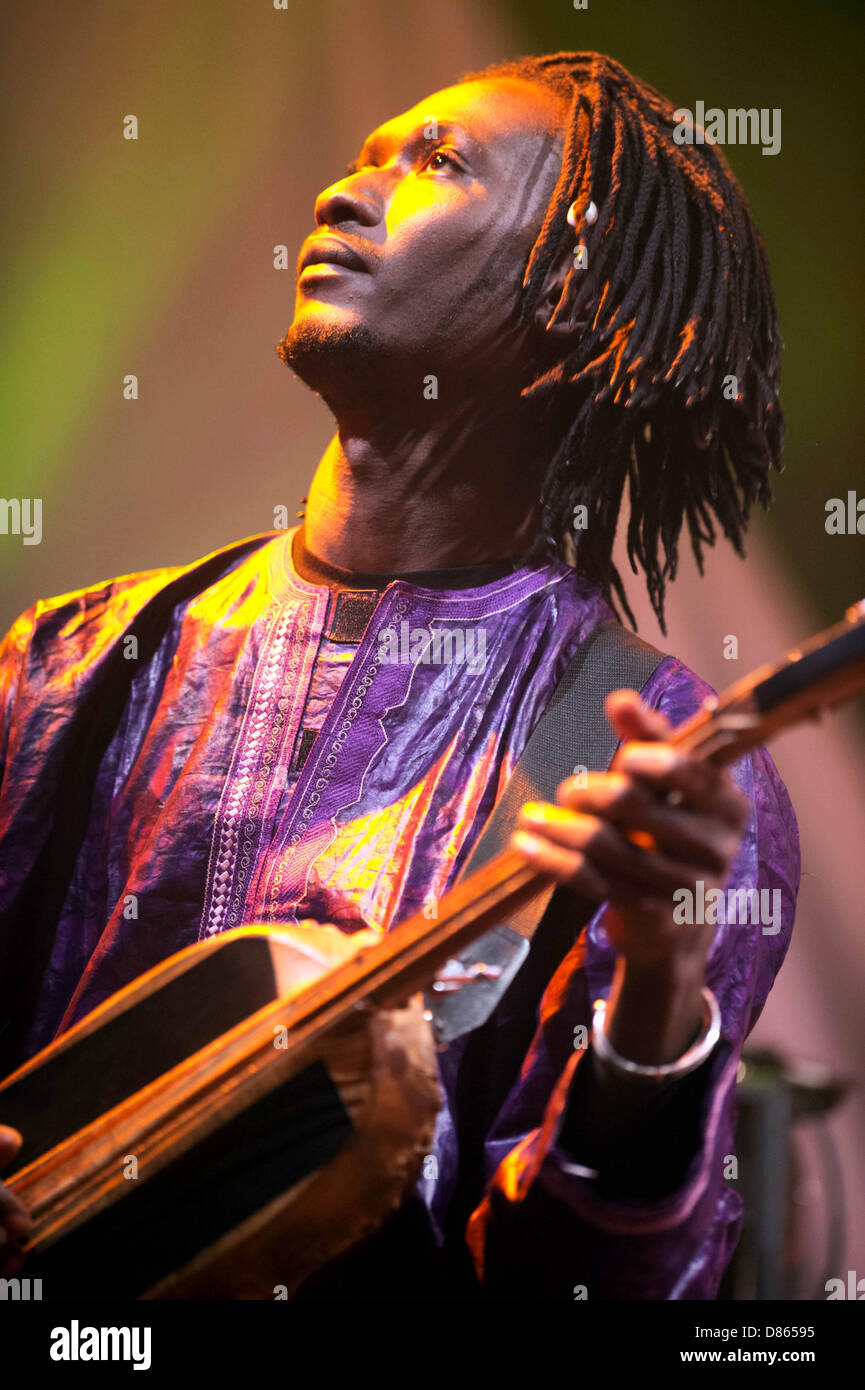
591,987 -> 721,1081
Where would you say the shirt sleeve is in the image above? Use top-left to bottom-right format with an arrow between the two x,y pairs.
465,656 -> 801,1300
0,607 -> 37,790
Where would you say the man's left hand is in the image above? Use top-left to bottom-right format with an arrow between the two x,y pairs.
512,687 -> 749,973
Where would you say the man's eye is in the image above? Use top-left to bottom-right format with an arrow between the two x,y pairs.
421,147 -> 462,173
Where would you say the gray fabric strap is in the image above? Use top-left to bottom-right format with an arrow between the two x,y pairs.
462,620 -> 666,906
427,620 -> 667,1042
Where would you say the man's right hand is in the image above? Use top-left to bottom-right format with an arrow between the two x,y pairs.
0,1125 -> 31,1276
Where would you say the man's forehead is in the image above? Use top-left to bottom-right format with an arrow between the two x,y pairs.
358,77 -> 565,161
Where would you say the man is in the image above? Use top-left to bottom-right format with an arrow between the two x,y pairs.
0,52 -> 799,1298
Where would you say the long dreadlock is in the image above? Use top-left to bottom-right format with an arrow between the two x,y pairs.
460,52 -> 784,632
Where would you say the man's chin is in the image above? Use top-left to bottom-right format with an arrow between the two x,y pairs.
277,307 -> 419,416
276,310 -> 383,394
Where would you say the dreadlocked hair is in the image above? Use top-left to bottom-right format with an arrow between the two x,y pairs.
460,52 -> 784,632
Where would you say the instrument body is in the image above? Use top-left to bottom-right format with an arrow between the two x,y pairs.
2,600 -> 863,1297
0,929 -> 440,1299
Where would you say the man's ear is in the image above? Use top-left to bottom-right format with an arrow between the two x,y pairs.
532,247 -> 586,344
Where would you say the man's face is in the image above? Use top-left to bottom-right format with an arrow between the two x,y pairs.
280,77 -> 566,407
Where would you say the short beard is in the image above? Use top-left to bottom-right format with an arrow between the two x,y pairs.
276,316 -> 392,410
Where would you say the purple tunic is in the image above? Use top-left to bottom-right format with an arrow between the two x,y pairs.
0,528 -> 800,1298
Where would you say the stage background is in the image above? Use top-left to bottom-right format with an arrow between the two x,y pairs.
2,0 -> 863,1294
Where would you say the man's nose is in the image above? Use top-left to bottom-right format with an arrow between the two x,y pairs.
314,177 -> 380,230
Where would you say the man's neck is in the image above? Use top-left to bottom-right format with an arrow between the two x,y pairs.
303,403 -> 544,573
